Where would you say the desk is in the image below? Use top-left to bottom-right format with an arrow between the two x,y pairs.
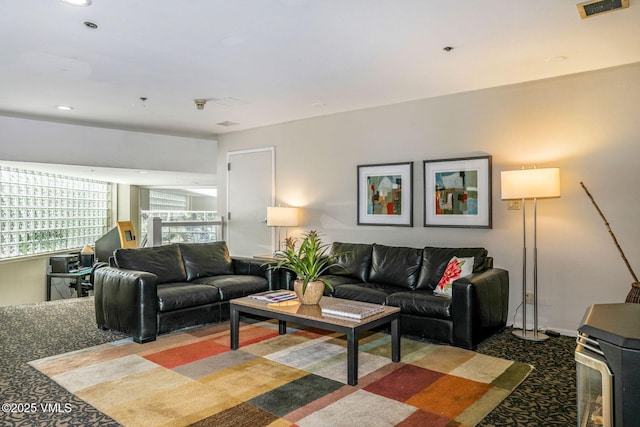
46,267 -> 93,301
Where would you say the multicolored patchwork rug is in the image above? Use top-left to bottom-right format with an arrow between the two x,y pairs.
29,321 -> 531,427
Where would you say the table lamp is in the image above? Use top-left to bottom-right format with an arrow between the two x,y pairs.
267,206 -> 300,252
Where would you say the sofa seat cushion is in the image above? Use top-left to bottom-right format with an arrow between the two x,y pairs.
179,242 -> 234,281
333,282 -> 398,305
114,244 -> 187,284
157,283 -> 220,312
193,275 -> 268,300
320,274 -> 364,292
386,291 -> 451,320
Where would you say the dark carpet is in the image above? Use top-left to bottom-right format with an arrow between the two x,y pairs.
0,298 -> 576,426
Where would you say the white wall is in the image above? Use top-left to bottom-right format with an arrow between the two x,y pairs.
0,256 -> 51,305
0,116 -> 216,173
217,62 -> 640,334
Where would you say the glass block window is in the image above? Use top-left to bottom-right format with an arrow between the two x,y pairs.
0,166 -> 111,259
149,190 -> 188,211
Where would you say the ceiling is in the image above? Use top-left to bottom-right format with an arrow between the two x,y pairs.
1,0 -> 640,140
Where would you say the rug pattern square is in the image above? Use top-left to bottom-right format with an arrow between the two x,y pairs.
29,320 -> 531,427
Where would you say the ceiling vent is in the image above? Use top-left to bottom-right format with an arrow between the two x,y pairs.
577,0 -> 629,19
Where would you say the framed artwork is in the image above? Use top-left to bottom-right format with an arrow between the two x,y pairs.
357,162 -> 413,226
423,155 -> 492,228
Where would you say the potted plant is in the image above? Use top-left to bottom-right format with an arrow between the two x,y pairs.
270,230 -> 338,305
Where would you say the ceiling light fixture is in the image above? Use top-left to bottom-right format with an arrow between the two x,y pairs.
84,21 -> 98,29
194,99 -> 207,110
61,0 -> 92,6
443,46 -> 454,52
56,105 -> 74,111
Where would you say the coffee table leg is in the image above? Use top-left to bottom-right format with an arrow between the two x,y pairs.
230,305 -> 239,350
278,320 -> 287,335
347,330 -> 358,386
391,317 -> 400,362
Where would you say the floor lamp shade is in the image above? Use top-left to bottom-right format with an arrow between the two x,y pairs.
501,168 -> 561,200
501,167 -> 560,342
266,207 -> 300,227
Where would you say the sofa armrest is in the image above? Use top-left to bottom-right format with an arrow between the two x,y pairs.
232,257 -> 279,290
451,268 -> 509,349
93,267 -> 159,343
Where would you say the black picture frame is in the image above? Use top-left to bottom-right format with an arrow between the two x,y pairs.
357,162 -> 413,227
423,155 -> 492,228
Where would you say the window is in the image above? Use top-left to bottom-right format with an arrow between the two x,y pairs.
0,166 -> 111,259
140,190 -> 219,245
139,210 -> 221,245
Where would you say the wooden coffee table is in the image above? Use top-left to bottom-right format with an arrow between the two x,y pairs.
230,296 -> 401,386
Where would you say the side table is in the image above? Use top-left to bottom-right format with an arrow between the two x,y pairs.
46,267 -> 93,301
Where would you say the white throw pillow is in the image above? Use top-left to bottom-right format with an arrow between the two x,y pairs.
434,256 -> 474,297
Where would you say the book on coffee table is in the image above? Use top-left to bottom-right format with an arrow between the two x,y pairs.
321,301 -> 386,320
249,290 -> 297,303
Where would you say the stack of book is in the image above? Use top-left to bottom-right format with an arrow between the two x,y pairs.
321,302 -> 385,320
249,290 -> 297,303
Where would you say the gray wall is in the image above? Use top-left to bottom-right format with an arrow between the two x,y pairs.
217,62 -> 640,334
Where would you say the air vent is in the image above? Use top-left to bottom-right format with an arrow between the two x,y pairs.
577,0 -> 629,19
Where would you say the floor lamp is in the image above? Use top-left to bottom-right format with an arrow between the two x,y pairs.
266,206 -> 300,253
501,167 -> 560,341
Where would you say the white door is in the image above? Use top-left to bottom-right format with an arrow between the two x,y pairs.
226,147 -> 274,257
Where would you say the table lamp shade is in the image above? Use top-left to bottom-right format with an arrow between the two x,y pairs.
501,168 -> 560,200
267,207 -> 299,227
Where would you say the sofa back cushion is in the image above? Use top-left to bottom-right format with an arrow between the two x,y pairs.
179,242 -> 234,281
369,244 -> 423,290
326,242 -> 373,283
415,247 -> 489,290
114,244 -> 187,284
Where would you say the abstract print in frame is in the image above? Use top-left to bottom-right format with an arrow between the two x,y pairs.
357,162 -> 413,226
423,155 -> 492,228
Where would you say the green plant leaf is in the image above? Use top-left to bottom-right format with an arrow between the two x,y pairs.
267,230 -> 338,294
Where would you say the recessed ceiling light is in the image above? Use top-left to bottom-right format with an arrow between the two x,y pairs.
84,21 -> 98,29
61,0 -> 92,6
56,105 -> 74,111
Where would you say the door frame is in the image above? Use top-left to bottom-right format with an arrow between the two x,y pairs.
226,146 -> 275,251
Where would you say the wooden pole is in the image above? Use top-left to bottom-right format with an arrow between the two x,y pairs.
580,182 -> 638,282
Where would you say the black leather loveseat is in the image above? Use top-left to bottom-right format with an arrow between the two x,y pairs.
93,242 -> 276,343
316,242 -> 509,349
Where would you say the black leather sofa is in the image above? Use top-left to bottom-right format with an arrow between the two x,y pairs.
315,242 -> 509,349
93,242 -> 276,343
